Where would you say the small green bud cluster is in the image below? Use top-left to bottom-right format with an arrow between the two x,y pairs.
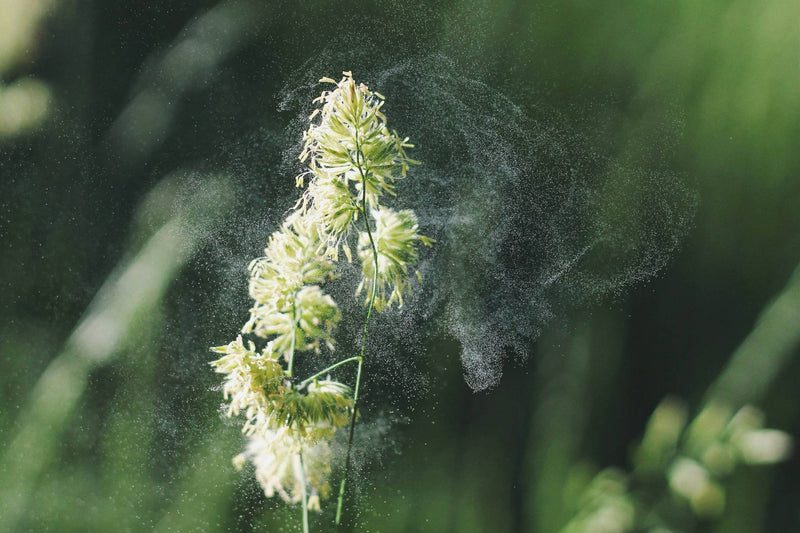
562,398 -> 792,532
662,401 -> 792,517
211,72 -> 431,510
561,469 -> 635,533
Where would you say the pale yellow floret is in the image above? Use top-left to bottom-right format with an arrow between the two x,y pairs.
300,71 -> 417,210
357,206 -> 433,310
240,428 -> 333,511
210,336 -> 284,433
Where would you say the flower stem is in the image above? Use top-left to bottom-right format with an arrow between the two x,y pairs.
287,290 -> 299,377
299,356 -> 361,389
286,293 -> 308,533
299,453 -> 310,533
335,139 -> 379,527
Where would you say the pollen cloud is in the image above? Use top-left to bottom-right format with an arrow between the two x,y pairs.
280,54 -> 696,391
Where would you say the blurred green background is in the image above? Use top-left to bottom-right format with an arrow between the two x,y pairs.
1,0 -> 799,531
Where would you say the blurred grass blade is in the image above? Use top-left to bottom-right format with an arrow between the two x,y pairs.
0,0 -> 55,74
0,175 -> 234,531
525,326 -> 592,533
105,0 -> 269,167
525,313 -> 626,533
707,260 -> 800,408
153,427 -> 240,533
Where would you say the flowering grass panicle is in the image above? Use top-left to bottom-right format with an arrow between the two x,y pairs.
211,71 -> 431,528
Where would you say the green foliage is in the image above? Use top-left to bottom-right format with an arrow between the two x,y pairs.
2,1 -> 799,532
562,399 -> 792,532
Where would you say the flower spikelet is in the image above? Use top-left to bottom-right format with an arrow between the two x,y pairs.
237,429 -> 333,511
245,284 -> 340,359
210,336 -> 284,433
300,71 -> 416,215
267,379 -> 352,437
357,206 -> 433,310
305,379 -> 354,429
246,213 -> 332,303
243,213 -> 340,357
302,174 -> 359,260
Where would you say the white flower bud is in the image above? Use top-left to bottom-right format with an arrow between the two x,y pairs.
734,429 -> 793,464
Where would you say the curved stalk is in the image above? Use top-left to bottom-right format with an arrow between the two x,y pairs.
299,356 -> 361,389
335,137 -> 380,527
299,453 -> 310,533
287,290 -> 299,377
286,291 -> 308,532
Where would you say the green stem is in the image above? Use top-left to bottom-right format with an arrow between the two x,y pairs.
287,290 -> 299,377
299,357 -> 361,389
284,290 -> 306,532
335,352 -> 366,526
335,137 -> 380,527
299,453 -> 310,533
